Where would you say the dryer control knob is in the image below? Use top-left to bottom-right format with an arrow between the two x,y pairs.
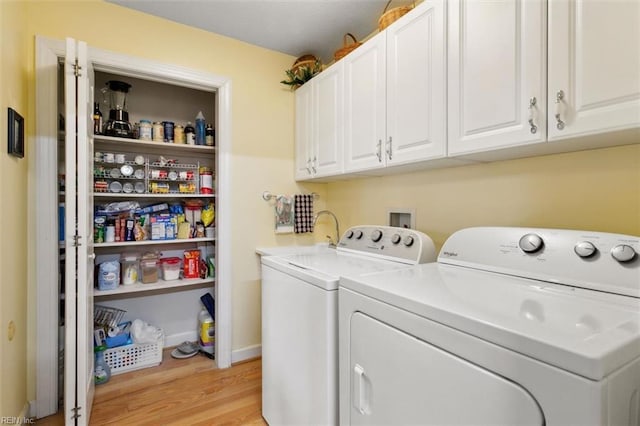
391,234 -> 402,245
354,230 -> 364,240
403,236 -> 414,247
519,233 -> 544,253
611,244 -> 637,263
371,229 -> 383,242
574,241 -> 597,258
345,230 -> 354,239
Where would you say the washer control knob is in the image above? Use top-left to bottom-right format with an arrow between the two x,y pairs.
391,234 -> 402,245
519,233 -> 544,253
611,244 -> 637,263
345,230 -> 354,239
371,229 -> 383,242
354,230 -> 364,240
403,235 -> 415,247
574,241 -> 597,258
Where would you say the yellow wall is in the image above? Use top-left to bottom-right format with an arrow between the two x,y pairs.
20,0 -> 325,412
1,0 -> 29,418
14,0 -> 640,419
328,144 -> 640,250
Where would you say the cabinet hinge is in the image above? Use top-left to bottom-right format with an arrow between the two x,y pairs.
72,234 -> 82,247
71,405 -> 82,420
74,60 -> 82,77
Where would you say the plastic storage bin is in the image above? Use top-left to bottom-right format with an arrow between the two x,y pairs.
120,254 -> 139,285
160,257 -> 181,281
140,253 -> 159,284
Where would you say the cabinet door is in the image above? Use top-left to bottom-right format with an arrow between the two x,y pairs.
387,0 -> 447,165
295,82 -> 314,180
448,0 -> 546,155
548,0 -> 640,140
313,62 -> 344,177
64,37 -> 95,426
344,32 -> 387,173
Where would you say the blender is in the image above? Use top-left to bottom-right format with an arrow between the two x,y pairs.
102,80 -> 133,138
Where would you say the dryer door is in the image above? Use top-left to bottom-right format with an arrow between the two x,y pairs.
348,312 -> 544,425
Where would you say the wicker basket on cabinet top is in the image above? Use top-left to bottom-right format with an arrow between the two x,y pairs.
378,0 -> 415,31
334,33 -> 362,61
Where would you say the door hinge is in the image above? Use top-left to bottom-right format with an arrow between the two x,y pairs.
71,405 -> 82,420
74,59 -> 82,77
72,234 -> 82,247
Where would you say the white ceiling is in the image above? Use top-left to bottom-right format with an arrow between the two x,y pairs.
107,0 -> 414,64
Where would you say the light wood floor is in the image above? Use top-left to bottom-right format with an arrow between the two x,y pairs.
37,349 -> 266,425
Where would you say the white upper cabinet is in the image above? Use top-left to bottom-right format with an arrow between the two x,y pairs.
344,0 -> 446,173
448,0 -> 547,155
295,62 -> 344,180
386,0 -> 446,165
295,82 -> 313,180
313,61 -> 344,177
344,32 -> 387,172
548,0 -> 640,140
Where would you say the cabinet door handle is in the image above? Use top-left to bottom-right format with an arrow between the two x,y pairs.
311,156 -> 317,174
386,137 -> 393,160
353,364 -> 368,415
376,140 -> 382,162
555,90 -> 565,130
528,97 -> 538,134
306,158 -> 312,174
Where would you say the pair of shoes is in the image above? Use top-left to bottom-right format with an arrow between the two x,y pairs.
171,341 -> 199,359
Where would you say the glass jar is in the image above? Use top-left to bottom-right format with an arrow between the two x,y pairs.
174,125 -> 185,144
139,119 -> 152,141
152,122 -> 164,142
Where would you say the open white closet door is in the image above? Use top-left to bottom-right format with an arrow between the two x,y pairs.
64,37 -> 95,425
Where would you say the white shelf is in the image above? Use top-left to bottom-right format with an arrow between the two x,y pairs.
94,193 -> 216,199
94,237 -> 214,248
94,277 -> 215,297
94,135 -> 215,153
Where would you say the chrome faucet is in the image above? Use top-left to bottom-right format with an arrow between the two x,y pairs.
313,210 -> 340,247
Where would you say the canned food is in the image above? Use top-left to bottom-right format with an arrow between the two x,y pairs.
199,167 -> 213,194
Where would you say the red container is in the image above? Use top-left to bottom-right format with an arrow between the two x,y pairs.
160,257 -> 181,281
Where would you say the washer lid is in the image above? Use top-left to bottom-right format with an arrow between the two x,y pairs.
263,251 -> 415,291
340,263 -> 640,381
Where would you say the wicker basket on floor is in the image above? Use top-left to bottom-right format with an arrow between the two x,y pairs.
378,0 -> 415,31
334,33 -> 362,61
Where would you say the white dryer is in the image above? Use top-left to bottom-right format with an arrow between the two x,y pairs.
339,227 -> 640,426
260,225 -> 436,425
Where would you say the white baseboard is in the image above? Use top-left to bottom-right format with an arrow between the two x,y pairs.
231,344 -> 262,364
164,331 -> 197,348
164,335 -> 261,365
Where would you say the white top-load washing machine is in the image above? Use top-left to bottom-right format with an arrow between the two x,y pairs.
260,225 -> 436,425
339,227 -> 640,426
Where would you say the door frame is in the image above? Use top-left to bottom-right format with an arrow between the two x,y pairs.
34,36 -> 234,418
